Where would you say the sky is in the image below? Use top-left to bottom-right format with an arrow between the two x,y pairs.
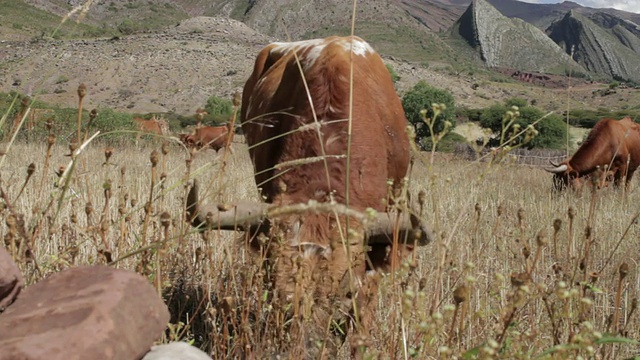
518,0 -> 640,14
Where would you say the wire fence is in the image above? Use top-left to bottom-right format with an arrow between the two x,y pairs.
453,143 -> 568,167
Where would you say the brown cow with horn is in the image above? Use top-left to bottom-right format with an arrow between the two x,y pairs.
179,123 -> 233,152
187,36 -> 433,356
546,116 -> 640,191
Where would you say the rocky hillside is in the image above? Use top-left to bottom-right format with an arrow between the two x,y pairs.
1,17 -> 272,114
451,0 -> 585,75
548,11 -> 640,82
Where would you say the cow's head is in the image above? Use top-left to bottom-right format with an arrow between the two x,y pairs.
545,160 -> 576,191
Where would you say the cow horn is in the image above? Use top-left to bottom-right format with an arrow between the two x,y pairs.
549,159 -> 560,167
365,212 -> 434,246
186,180 -> 269,231
545,164 -> 568,174
187,180 -> 434,246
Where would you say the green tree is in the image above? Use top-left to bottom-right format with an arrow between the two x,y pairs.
402,81 -> 456,149
205,95 -> 233,117
479,101 -> 566,149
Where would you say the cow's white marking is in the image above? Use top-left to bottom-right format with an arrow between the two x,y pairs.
270,37 -> 375,70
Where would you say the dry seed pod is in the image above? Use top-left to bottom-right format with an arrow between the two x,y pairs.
419,277 -> 427,291
497,204 -> 504,216
47,134 -> 56,146
150,150 -> 159,167
161,142 -> 169,156
590,271 -> 599,283
510,272 -> 531,287
27,163 -> 35,176
475,202 -> 481,215
418,190 -> 426,206
536,230 -> 548,247
160,211 -> 171,229
453,284 -> 469,305
619,262 -> 630,279
553,218 -> 562,233
104,147 -> 113,163
517,208 -> 525,222
77,83 -> 87,98
568,206 -> 576,220
85,202 -> 93,216
232,91 -> 241,107
522,246 -> 531,260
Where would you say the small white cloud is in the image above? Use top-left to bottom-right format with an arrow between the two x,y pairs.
580,0 -> 640,13
518,0 -> 639,13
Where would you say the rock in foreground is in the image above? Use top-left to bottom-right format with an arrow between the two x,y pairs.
0,246 -> 23,311
0,265 -> 169,360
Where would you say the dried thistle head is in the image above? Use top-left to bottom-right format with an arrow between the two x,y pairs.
150,150 -> 159,167
85,202 -> 93,216
160,211 -> 171,229
535,230 -> 548,247
161,142 -> 169,156
27,163 -> 36,177
77,83 -> 87,99
104,147 -> 113,163
553,218 -> 562,233
619,262 -> 630,279
568,206 -> 576,220
453,284 -> 469,305
89,109 -> 98,120
517,208 -> 525,223
510,272 -> 531,287
47,134 -> 56,147
522,246 -> 531,260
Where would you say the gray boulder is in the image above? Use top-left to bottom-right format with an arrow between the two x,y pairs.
0,265 -> 169,360
142,342 -> 211,360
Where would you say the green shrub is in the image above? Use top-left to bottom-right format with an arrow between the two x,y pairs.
205,95 -> 233,118
402,81 -> 456,147
420,131 -> 467,153
480,101 -> 566,149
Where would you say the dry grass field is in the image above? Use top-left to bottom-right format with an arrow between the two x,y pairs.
2,130 -> 640,358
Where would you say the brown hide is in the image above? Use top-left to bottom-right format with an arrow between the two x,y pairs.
240,36 -> 411,351
548,116 -> 640,190
133,117 -> 168,139
182,124 -> 232,151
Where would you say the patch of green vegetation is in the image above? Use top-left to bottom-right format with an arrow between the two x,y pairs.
0,0 -> 112,39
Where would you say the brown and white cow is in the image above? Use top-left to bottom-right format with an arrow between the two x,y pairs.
546,116 -> 640,190
180,123 -> 233,152
187,36 -> 432,355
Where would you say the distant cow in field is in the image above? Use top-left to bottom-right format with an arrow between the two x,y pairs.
179,123 -> 233,152
187,36 -> 432,356
546,116 -> 640,190
133,116 -> 169,144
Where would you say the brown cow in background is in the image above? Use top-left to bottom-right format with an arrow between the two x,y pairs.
546,116 -> 640,190
179,123 -> 233,152
133,116 -> 169,144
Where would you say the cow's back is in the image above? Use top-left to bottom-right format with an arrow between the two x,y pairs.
240,36 -> 409,210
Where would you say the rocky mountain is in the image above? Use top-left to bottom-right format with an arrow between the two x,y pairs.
548,10 -> 640,82
451,0 -> 585,75
1,0 -> 639,117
